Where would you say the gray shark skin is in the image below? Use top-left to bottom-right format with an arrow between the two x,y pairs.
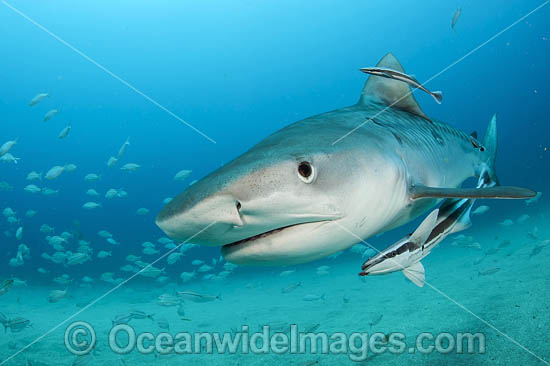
156,53 -> 535,266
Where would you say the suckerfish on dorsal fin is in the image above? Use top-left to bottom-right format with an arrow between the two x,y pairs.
358,53 -> 430,121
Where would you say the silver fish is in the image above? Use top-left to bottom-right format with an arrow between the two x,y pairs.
281,282 -> 301,294
176,291 -> 220,303
370,314 -> 383,328
451,7 -> 461,29
58,123 -> 71,139
129,310 -> 154,321
157,293 -> 180,306
529,242 -> 549,258
29,93 -> 49,106
478,267 -> 500,276
4,317 -> 31,333
48,289 -> 67,303
302,294 -> 325,302
118,137 -> 130,158
0,279 -> 14,296
112,313 -> 133,326
43,109 -> 59,122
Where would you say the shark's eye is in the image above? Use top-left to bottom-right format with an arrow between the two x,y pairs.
297,161 -> 315,183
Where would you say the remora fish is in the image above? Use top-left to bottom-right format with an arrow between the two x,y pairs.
359,67 -> 442,107
156,53 -> 535,271
360,196 -> 474,286
360,209 -> 439,286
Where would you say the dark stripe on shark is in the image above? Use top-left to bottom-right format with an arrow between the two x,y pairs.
391,131 -> 403,145
431,130 -> 445,146
361,107 -> 482,153
366,117 -> 405,146
367,104 -> 468,141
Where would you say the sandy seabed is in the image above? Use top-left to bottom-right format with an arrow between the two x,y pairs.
1,208 -> 549,366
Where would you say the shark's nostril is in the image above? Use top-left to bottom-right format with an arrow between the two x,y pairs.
236,201 -> 242,211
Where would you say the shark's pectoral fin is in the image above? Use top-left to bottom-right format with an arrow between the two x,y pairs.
402,261 -> 425,287
410,185 -> 536,200
359,53 -> 430,122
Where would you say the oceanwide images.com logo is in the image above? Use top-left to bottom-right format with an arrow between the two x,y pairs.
65,321 -> 486,361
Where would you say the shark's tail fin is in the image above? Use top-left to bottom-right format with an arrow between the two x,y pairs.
481,114 -> 499,186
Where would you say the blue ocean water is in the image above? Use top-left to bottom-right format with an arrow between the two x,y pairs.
0,1 -> 549,365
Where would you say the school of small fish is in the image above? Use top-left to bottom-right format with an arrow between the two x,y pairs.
0,90 -> 256,314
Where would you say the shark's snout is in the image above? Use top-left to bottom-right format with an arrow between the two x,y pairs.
156,190 -> 244,245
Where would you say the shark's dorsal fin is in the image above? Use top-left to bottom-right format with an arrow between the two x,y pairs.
359,53 -> 429,121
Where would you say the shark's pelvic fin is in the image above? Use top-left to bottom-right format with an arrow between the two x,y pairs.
403,261 -> 425,287
410,185 -> 537,200
359,53 -> 430,121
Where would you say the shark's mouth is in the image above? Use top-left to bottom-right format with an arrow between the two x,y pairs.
221,219 -> 342,265
221,217 -> 339,249
222,223 -> 305,249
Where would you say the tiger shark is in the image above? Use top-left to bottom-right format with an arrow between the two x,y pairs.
156,53 -> 535,270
